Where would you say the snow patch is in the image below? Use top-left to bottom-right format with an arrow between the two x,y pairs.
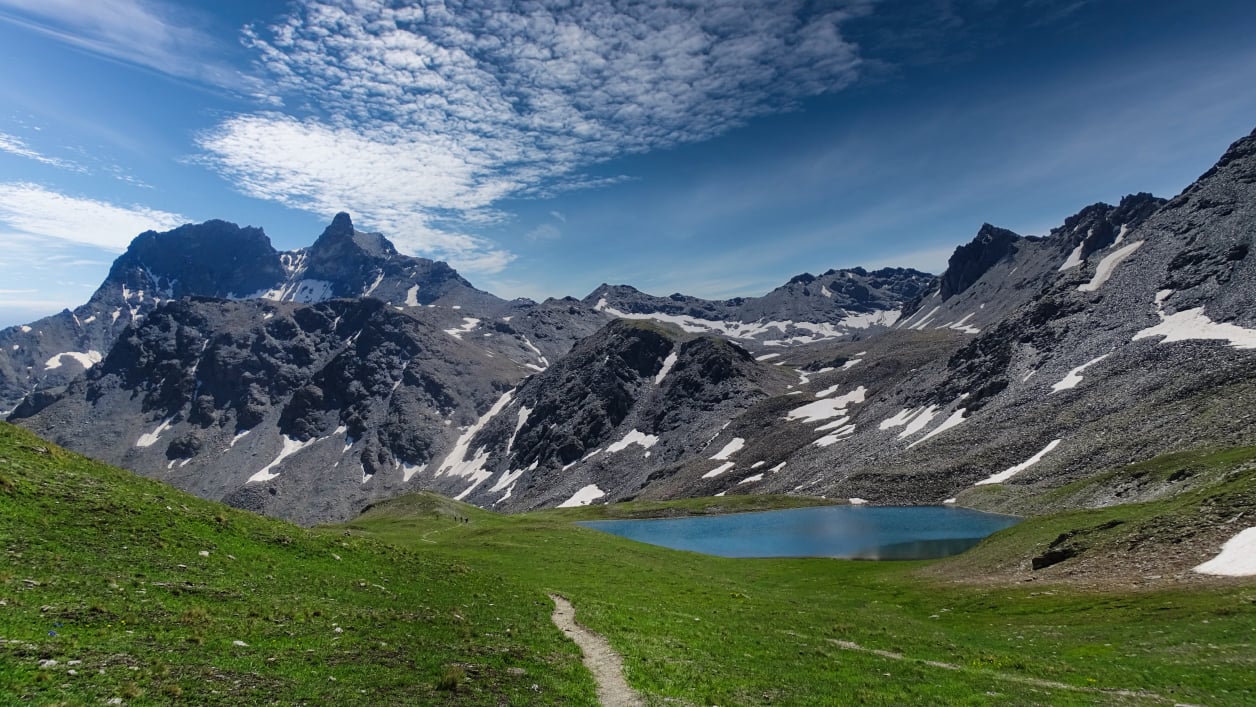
701,461 -> 737,479
943,312 -> 980,334
506,406 -> 532,452
443,317 -> 481,339
557,484 -> 605,508
755,353 -> 780,361
1133,307 -> 1256,349
1193,527 -> 1256,576
974,439 -> 1062,486
43,350 -> 103,371
608,428 -> 660,454
787,386 -> 867,423
1059,243 -> 1086,271
248,434 -> 321,484
404,285 -> 421,307
654,351 -> 679,385
258,278 -> 336,304
519,335 -> 550,367
1078,240 -> 1144,292
909,306 -> 941,330
709,437 -> 745,460
907,408 -> 967,448
597,301 -> 897,345
879,408 -> 918,430
489,462 -> 535,503
849,498 -> 868,505
897,406 -> 939,439
738,473 -> 764,485
436,390 -> 516,500
362,271 -> 385,296
1050,354 -> 1110,393
401,462 -> 427,483
815,383 -> 842,398
814,424 -> 856,447
815,416 -> 850,431
135,418 -> 176,448
19,325 -> 31,333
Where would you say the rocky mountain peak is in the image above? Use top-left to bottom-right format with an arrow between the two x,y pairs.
939,223 -> 1022,300
99,219 -> 284,302
1050,193 -> 1165,264
327,211 -> 354,236
308,212 -> 397,263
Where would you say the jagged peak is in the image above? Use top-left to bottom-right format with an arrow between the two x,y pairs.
939,224 -> 1022,300
325,212 -> 354,238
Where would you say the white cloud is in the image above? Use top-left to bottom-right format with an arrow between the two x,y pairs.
0,183 -> 187,251
200,0 -> 870,272
525,223 -> 561,242
0,0 -> 248,90
0,131 -> 87,172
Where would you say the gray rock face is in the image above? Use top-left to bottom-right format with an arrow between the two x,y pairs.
421,319 -> 796,510
14,296 -> 529,525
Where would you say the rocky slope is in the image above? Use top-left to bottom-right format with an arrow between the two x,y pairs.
585,266 -> 933,348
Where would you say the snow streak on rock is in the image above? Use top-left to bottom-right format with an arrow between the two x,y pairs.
974,439 -> 1062,486
1078,241 -> 1143,292
436,390 -> 516,500
907,408 -> 968,448
1050,354 -> 1110,393
248,434 -> 322,483
654,351 -> 679,385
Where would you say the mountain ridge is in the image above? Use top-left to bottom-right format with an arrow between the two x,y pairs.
6,124 -> 1256,525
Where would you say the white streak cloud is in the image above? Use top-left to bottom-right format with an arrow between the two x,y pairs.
0,132 -> 87,172
200,0 -> 869,272
0,182 -> 186,251
0,0 -> 249,90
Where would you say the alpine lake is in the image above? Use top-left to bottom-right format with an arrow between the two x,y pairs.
579,504 -> 1021,560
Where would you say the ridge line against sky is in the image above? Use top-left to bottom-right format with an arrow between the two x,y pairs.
0,0 -> 1255,327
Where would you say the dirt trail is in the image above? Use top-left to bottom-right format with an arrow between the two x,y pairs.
549,594 -> 644,707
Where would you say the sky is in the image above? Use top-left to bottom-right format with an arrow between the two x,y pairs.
1,0 -> 1255,328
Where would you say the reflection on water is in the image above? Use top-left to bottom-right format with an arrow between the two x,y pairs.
579,505 -> 1019,560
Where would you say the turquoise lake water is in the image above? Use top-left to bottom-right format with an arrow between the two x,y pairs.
579,505 -> 1020,560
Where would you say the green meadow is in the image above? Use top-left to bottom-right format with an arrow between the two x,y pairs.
3,421 -> 1254,705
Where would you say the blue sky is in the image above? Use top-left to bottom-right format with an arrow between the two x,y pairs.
1,0 -> 1254,327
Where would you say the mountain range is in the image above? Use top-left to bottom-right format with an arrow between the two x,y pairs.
4,125 -> 1255,526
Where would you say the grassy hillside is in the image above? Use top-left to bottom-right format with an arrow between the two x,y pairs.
0,422 -> 594,704
5,419 -> 1256,705
937,446 -> 1256,584
350,464 -> 1256,706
